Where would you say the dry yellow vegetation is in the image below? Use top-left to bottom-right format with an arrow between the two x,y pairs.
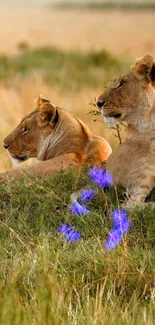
0,8 -> 154,56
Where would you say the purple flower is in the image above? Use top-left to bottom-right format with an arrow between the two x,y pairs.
105,229 -> 123,251
58,224 -> 81,242
112,209 -> 130,232
88,167 -> 113,188
58,224 -> 71,233
70,201 -> 89,216
81,189 -> 95,202
104,209 -> 130,252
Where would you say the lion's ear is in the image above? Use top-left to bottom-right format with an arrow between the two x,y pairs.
38,102 -> 58,127
37,95 -> 50,107
134,55 -> 155,82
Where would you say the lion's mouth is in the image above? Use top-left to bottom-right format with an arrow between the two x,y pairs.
113,113 -> 122,119
11,153 -> 27,161
17,155 -> 27,162
8,152 -> 27,165
101,108 -> 122,120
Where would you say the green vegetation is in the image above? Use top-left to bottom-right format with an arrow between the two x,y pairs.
0,169 -> 155,324
0,47 -> 128,89
54,1 -> 155,11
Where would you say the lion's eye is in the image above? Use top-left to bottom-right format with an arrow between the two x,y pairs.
22,127 -> 29,135
116,80 -> 126,89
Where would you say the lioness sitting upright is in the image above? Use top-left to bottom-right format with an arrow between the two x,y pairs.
1,96 -> 112,183
97,55 -> 155,206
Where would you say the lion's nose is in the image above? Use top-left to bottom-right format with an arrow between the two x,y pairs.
3,144 -> 10,150
97,100 -> 105,109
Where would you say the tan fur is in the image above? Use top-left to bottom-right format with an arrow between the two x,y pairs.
1,96 -> 112,183
107,131 -> 155,206
97,55 -> 155,206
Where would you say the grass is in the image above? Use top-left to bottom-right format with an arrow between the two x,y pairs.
0,46 -> 128,90
0,168 -> 155,324
54,1 -> 155,11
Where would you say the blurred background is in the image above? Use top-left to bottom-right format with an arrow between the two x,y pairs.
0,0 -> 155,172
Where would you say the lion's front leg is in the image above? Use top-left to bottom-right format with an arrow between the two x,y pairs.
0,153 -> 80,184
124,175 -> 155,208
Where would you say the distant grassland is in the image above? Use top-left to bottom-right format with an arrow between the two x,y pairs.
0,46 -> 128,89
54,1 -> 155,10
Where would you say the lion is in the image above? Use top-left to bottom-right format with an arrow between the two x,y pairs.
97,54 -> 155,138
1,95 -> 112,183
96,55 -> 155,206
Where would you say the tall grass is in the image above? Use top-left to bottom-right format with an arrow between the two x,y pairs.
54,1 -> 155,11
0,169 -> 155,324
0,46 -> 128,89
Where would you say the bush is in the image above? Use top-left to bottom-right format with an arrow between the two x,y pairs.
0,46 -> 129,89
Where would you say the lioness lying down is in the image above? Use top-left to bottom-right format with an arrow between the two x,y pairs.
97,55 -> 155,206
1,96 -> 112,183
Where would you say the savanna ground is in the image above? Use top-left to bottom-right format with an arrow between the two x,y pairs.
0,4 -> 155,324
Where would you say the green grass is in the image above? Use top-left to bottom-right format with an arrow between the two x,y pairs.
0,47 -> 128,89
0,168 -> 155,324
53,1 -> 155,11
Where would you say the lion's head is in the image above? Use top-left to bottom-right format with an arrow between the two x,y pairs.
97,55 -> 155,133
3,96 -> 59,165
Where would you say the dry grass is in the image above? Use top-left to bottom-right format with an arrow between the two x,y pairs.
0,8 -> 154,57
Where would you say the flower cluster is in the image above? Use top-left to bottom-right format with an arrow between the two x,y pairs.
80,189 -> 95,202
58,167 -> 130,250
58,224 -> 81,242
88,167 -> 113,188
70,189 -> 95,216
104,209 -> 130,251
70,201 -> 89,216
